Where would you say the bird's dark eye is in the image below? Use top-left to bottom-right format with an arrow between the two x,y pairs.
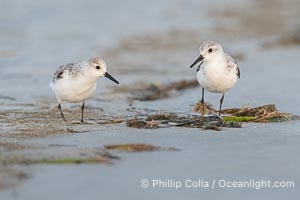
208,48 -> 212,53
96,66 -> 100,70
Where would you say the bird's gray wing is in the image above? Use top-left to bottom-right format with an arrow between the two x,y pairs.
225,54 -> 240,79
53,63 -> 76,82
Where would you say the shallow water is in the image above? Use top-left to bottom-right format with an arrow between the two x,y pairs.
1,0 -> 300,199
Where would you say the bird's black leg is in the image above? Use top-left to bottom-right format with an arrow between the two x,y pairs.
80,101 -> 85,123
219,94 -> 225,116
58,103 -> 67,122
199,88 -> 207,117
201,88 -> 205,104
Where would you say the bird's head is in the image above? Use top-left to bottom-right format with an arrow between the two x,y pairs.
189,41 -> 224,71
88,58 -> 119,84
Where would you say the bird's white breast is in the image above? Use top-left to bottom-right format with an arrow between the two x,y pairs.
50,72 -> 98,103
197,56 -> 238,93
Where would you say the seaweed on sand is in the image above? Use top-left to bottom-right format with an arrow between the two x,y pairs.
126,119 -> 159,129
104,144 -> 179,152
194,103 -> 298,123
1,152 -> 120,166
126,104 -> 299,130
221,104 -> 299,122
126,113 -> 242,130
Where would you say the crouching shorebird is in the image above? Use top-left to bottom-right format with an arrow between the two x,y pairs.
50,58 -> 119,122
189,41 -> 240,116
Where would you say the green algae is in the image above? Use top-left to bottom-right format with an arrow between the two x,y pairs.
223,116 -> 257,122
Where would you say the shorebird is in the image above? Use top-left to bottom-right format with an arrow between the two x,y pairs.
190,41 -> 240,116
50,57 -> 119,122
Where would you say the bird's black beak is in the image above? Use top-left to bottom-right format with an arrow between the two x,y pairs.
104,72 -> 119,84
190,54 -> 204,71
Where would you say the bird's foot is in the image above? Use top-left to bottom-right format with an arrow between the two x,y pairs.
210,113 -> 223,126
216,116 -> 223,126
61,117 -> 67,123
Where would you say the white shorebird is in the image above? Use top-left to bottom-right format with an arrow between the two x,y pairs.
50,57 -> 119,122
190,41 -> 240,116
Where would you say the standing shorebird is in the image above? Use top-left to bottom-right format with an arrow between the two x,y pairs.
50,57 -> 119,122
189,41 -> 240,116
